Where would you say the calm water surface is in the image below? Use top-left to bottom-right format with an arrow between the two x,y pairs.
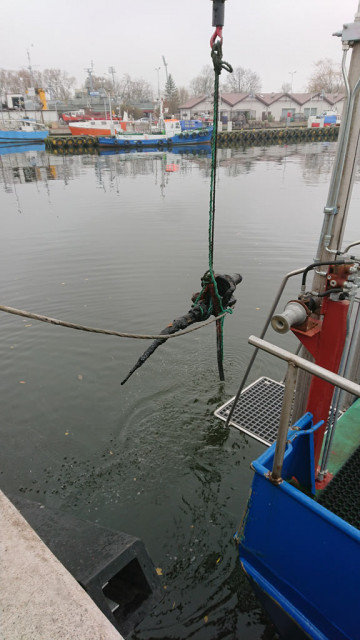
1,142 -> 359,639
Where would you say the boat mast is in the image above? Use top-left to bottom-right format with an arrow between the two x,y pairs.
272,5 -> 360,480
158,98 -> 165,132
291,5 -> 360,423
313,4 -> 360,292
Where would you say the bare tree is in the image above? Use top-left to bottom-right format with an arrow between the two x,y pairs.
0,67 -> 75,100
89,74 -> 113,93
18,69 -> 42,92
0,69 -> 16,96
222,66 -> 261,93
0,68 -> 41,94
42,69 -> 75,100
118,74 -> 153,103
281,82 -> 292,93
307,58 -> 345,93
189,65 -> 214,96
177,86 -> 189,105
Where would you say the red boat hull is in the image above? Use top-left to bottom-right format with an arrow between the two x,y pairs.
68,122 -> 127,136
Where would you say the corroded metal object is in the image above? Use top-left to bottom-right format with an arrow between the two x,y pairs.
121,272 -> 242,385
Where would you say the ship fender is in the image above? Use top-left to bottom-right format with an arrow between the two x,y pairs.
10,495 -> 164,638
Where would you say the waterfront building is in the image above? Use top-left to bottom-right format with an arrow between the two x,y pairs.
179,92 -> 345,123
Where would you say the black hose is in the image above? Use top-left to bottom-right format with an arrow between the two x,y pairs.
301,260 -> 351,289
316,288 -> 344,298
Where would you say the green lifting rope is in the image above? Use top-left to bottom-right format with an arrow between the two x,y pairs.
208,39 -> 233,288
196,28 -> 233,380
120,4 -> 237,386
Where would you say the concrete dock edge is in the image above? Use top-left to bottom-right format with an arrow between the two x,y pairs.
0,490 -> 124,640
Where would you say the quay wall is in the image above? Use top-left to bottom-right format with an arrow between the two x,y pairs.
44,126 -> 340,153
217,126 -> 339,146
0,490 -> 123,640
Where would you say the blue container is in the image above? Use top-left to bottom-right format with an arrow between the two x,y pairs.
324,115 -> 337,125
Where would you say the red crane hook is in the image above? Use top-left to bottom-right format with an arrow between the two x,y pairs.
210,25 -> 223,48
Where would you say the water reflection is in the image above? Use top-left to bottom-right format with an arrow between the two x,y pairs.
98,143 -> 212,158
215,143 -> 351,185
0,141 -> 354,194
0,140 -> 359,640
0,145 -> 69,191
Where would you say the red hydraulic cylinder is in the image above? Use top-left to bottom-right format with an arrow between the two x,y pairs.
292,298 -> 349,471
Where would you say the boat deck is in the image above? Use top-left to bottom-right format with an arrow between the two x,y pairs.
318,443 -> 360,529
216,381 -> 360,530
316,398 -> 360,529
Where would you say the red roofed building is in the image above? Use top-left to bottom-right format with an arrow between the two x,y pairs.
179,92 -> 345,123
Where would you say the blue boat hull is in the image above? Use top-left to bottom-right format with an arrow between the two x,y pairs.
237,413 -> 360,640
0,130 -> 48,144
0,143 -> 46,156
98,144 -> 211,157
98,129 -> 212,149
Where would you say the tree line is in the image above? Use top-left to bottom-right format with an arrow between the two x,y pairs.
0,58 -> 344,113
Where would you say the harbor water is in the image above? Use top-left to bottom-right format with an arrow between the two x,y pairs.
0,142 -> 359,639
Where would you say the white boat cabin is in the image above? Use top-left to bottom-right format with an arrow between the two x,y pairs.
19,119 -> 47,132
163,120 -> 182,135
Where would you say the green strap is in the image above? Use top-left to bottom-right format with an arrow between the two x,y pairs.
207,40 -> 233,310
208,40 -> 233,364
192,40 -> 233,369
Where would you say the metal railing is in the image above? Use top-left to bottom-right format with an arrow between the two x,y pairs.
248,335 -> 360,482
225,267 -> 306,428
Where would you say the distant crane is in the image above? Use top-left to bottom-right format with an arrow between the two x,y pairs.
84,62 -> 94,92
26,45 -> 35,87
108,66 -> 116,92
25,46 -> 47,110
162,56 -> 169,83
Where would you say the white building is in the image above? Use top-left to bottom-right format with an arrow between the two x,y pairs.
179,92 -> 345,123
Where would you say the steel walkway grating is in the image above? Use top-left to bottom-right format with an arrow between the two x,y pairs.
215,377 -> 284,446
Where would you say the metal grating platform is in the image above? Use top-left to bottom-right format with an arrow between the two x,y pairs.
317,444 -> 360,530
215,377 -> 284,446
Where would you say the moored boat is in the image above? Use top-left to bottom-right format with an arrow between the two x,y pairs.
61,110 -> 118,123
68,119 -> 127,136
98,119 -> 213,149
308,110 -> 341,128
0,119 -> 49,144
61,110 -> 88,123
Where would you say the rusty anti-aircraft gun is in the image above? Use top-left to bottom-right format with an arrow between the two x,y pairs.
121,272 -> 242,385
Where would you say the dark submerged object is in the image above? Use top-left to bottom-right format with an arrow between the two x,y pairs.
121,272 -> 242,385
11,494 -> 163,638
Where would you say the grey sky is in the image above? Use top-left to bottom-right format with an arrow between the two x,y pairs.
0,0 -> 358,94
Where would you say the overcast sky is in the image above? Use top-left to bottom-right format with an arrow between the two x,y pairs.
0,0 -> 359,94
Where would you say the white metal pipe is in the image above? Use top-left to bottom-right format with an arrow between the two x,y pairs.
248,335 -> 360,397
313,36 -> 360,293
271,362 -> 298,481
